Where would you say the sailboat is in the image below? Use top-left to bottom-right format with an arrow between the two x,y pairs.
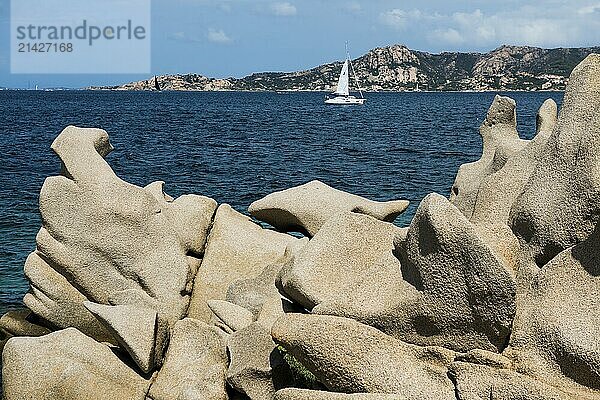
324,44 -> 365,105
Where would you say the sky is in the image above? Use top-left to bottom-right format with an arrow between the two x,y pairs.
0,0 -> 599,88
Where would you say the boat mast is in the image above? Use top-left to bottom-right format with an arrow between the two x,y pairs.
346,41 -> 364,99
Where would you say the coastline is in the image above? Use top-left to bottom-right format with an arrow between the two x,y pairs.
1,88 -> 566,93
1,54 -> 599,399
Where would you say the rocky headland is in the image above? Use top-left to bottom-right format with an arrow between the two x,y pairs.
93,44 -> 600,92
2,54 -> 600,399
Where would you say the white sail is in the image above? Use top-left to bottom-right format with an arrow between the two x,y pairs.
334,60 -> 349,96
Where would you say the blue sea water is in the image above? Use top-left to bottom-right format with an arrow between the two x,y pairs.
0,90 -> 563,315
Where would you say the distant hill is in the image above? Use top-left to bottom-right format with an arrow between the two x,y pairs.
92,44 -> 600,92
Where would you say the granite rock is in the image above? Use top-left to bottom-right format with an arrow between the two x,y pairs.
444,98 -> 559,281
147,318 -> 228,400
272,314 -> 456,399
393,193 -> 515,352
277,212 -> 403,311
188,204 -> 306,322
84,302 -> 157,373
535,97 -> 559,136
449,362 -> 582,400
450,95 -> 527,219
249,180 -> 409,237
504,222 -> 600,397
227,322 -> 292,400
0,309 -> 51,337
1,328 -> 150,400
274,389 -> 408,400
510,54 -> 600,266
453,99 -> 559,278
208,300 -> 254,333
227,260 -> 287,318
23,252 -> 114,343
24,126 -> 217,366
227,255 -> 301,330
469,99 -> 558,227
306,194 -> 516,353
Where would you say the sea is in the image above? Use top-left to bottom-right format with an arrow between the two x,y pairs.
0,90 -> 564,315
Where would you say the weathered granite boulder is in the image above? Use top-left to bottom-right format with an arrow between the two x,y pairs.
535,97 -> 560,136
22,126 -> 217,369
272,314 -> 456,399
449,362 -> 581,400
249,180 -> 409,236
448,99 -> 559,278
274,389 -> 408,400
227,322 -> 292,400
510,54 -> 600,266
23,252 -> 114,343
277,212 -> 403,311
450,95 -> 527,219
228,261 -> 287,318
147,318 -> 228,400
84,302 -> 157,373
387,193 -> 515,352
0,329 -> 12,356
188,204 -> 306,322
208,299 -> 254,333
504,222 -> 600,397
1,328 -> 150,400
226,253 -> 302,329
0,310 -> 51,337
469,99 -> 558,227
286,195 -> 515,353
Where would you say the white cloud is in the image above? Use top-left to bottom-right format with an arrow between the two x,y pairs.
270,2 -> 297,16
168,31 -> 202,43
380,4 -> 599,49
219,3 -> 232,12
173,0 -> 232,13
207,28 -> 233,44
344,1 -> 361,13
433,28 -> 464,45
578,3 -> 600,14
380,9 -> 407,30
436,9 -> 578,47
379,9 -> 423,30
171,32 -> 185,40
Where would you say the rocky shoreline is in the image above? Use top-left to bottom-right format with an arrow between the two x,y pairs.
1,54 -> 600,399
90,44 -> 600,92
87,87 -> 567,93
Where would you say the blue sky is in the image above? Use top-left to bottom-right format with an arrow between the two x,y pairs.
1,0 -> 599,88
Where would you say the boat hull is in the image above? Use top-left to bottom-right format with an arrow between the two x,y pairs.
324,96 -> 365,105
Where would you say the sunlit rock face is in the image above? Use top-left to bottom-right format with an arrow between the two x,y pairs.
249,180 -> 409,237
2,328 -> 151,400
449,94 -> 526,220
279,196 -> 516,354
510,54 -> 600,267
23,125 -> 217,370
